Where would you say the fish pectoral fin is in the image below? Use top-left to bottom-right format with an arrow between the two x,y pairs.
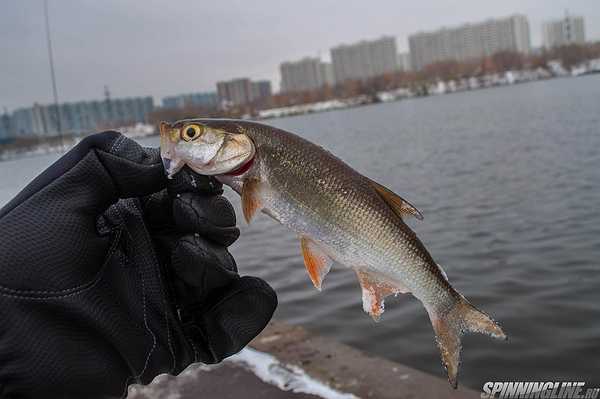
300,237 -> 333,291
355,268 -> 410,322
369,180 -> 424,221
241,178 -> 264,224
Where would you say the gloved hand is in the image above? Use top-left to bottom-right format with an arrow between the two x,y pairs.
0,132 -> 277,399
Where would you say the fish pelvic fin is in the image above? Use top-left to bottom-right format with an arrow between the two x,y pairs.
369,180 -> 424,221
355,268 -> 410,322
300,237 -> 333,291
428,297 -> 507,388
241,178 -> 263,224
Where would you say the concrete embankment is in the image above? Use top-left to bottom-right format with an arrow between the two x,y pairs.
129,321 -> 479,399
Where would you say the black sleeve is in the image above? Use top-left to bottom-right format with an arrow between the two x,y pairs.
0,133 -> 188,398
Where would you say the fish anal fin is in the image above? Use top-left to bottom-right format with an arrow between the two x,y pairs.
369,180 -> 423,221
241,178 -> 263,224
355,268 -> 410,322
300,237 -> 333,291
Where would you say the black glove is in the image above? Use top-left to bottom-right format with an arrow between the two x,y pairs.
0,132 -> 277,399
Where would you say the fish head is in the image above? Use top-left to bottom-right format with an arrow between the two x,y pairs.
159,120 -> 255,178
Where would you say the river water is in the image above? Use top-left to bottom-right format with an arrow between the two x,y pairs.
1,75 -> 599,390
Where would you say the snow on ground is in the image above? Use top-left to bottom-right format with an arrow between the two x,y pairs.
228,348 -> 359,399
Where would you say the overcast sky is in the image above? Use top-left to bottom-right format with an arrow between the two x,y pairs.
1,0 -> 599,111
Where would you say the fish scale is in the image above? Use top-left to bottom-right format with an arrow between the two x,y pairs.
160,118 -> 507,388
253,123 -> 440,300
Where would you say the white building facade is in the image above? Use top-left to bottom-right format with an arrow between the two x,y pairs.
216,78 -> 272,106
397,52 -> 412,72
279,57 -> 333,93
330,36 -> 399,84
409,15 -> 531,71
543,15 -> 586,48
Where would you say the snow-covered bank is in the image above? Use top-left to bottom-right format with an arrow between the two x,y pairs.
127,321 -> 478,399
229,348 -> 358,399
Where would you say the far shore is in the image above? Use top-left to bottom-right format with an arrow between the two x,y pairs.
2,71 -> 598,163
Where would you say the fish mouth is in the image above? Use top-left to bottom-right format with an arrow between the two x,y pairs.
160,121 -> 183,178
162,150 -> 254,178
162,156 -> 185,178
162,157 -> 172,171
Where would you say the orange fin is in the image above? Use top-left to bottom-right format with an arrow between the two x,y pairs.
369,180 -> 423,221
300,237 -> 332,291
241,178 -> 263,224
355,268 -> 409,321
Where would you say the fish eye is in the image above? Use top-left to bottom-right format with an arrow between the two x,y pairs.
181,124 -> 203,141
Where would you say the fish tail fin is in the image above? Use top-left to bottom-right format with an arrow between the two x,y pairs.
428,296 -> 506,388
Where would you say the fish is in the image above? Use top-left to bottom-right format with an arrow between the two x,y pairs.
159,118 -> 507,388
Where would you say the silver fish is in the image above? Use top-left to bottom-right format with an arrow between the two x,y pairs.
159,119 -> 507,387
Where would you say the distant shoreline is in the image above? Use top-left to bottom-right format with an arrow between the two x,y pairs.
0,124 -> 156,162
2,72 -> 597,162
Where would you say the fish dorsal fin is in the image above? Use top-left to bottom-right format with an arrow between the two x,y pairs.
354,268 -> 410,322
241,178 -> 263,224
369,180 -> 423,221
300,237 -> 333,291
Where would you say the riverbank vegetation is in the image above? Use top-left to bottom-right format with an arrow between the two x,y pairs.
149,42 -> 600,122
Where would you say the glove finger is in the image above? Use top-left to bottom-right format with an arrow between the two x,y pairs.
172,234 -> 238,294
186,276 -> 277,363
173,193 -> 240,247
141,189 -> 175,231
167,166 -> 223,197
95,134 -> 166,200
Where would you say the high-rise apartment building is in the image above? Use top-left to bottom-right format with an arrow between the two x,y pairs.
280,57 -> 334,93
542,14 -> 586,48
397,52 -> 412,72
217,78 -> 253,107
251,80 -> 273,101
409,15 -> 531,71
5,97 -> 154,138
330,36 -> 399,84
0,112 -> 10,141
216,78 -> 272,106
162,92 -> 218,109
321,63 -> 334,86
